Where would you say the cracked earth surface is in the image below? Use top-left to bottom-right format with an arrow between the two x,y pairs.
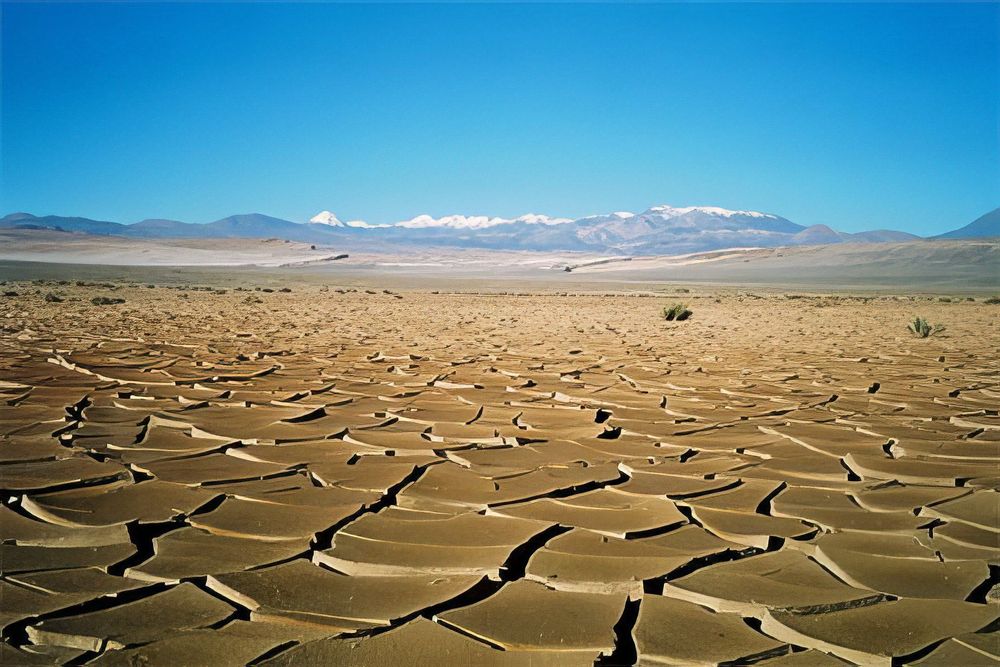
1,283 -> 998,665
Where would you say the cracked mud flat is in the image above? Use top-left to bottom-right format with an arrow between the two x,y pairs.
1,281 -> 998,666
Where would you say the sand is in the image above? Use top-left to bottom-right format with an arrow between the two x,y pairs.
0,277 -> 998,664
2,233 -> 998,291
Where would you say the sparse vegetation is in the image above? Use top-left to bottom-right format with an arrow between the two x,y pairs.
663,303 -> 692,321
984,296 -> 1000,305
90,296 -> 125,306
908,316 -> 945,338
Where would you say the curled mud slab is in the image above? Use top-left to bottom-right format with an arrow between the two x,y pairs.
1,283 -> 998,663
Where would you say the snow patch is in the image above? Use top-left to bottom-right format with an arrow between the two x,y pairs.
647,205 -> 776,219
309,211 -> 344,226
345,220 -> 390,229
395,213 -> 571,229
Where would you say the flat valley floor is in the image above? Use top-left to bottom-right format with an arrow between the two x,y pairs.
1,278 -> 998,665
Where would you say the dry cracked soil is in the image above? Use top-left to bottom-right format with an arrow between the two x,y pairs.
0,279 -> 998,666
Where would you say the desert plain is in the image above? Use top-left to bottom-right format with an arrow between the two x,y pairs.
0,263 -> 998,666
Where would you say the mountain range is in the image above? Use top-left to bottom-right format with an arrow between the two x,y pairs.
2,205 -> 996,255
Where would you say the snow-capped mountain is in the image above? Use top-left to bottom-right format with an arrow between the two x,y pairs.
309,211 -> 344,226
391,213 -> 572,229
645,206 -> 771,219
555,205 -> 805,252
308,211 -> 574,231
309,211 -> 384,228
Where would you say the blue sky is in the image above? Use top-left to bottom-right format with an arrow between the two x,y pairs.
2,2 -> 997,235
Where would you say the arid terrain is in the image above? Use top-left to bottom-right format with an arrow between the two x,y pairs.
2,231 -> 998,291
1,276 -> 998,665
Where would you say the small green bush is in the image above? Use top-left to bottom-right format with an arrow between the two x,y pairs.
984,296 -> 1000,305
663,303 -> 692,321
908,316 -> 944,338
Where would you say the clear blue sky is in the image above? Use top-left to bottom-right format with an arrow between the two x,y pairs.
2,2 -> 997,235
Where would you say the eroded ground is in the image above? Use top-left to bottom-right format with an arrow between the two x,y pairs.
1,281 -> 998,666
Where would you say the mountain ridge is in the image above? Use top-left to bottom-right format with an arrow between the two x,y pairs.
933,207 -> 1000,240
2,205 -> 991,255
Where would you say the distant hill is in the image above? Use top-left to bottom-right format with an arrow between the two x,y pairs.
205,213 -> 319,239
935,207 -> 1000,239
0,205 -> 928,254
790,225 -> 919,245
849,229 -> 922,243
128,218 -> 192,236
1,212 -> 125,236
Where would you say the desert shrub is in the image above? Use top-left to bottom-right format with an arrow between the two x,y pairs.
984,296 -> 1000,305
3,291 -> 18,297
91,296 -> 125,306
907,316 -> 944,338
279,287 -> 292,293
663,303 -> 692,321
676,288 -> 690,293
938,297 -> 952,303
44,293 -> 64,303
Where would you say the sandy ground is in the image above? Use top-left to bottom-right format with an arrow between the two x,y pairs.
2,229 -> 998,291
0,230 -> 349,267
1,280 -> 998,665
